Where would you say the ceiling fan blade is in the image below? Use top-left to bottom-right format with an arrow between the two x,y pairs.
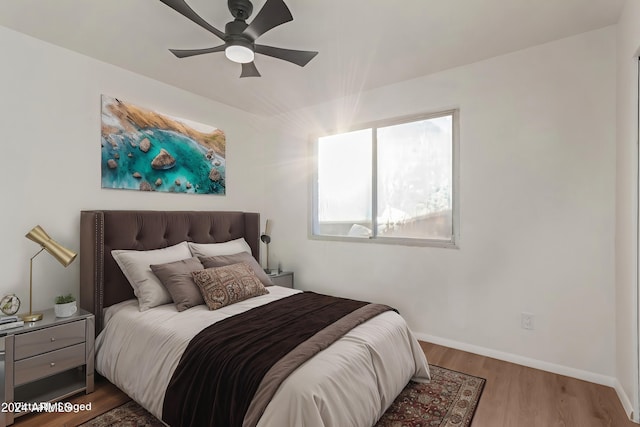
240,62 -> 261,78
159,0 -> 225,40
254,44 -> 318,67
169,45 -> 226,58
244,0 -> 293,40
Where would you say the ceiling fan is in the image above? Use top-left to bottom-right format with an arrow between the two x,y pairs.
159,0 -> 318,77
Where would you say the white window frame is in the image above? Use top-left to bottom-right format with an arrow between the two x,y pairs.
310,109 -> 460,248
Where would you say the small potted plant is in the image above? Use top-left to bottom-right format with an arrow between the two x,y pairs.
54,294 -> 77,318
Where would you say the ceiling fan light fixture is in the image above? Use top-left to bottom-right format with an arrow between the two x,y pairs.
225,44 -> 254,63
161,0 -> 318,77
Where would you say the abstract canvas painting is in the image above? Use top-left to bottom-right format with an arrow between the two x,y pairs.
101,95 -> 226,195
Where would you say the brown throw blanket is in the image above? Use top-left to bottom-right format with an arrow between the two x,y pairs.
162,292 -> 395,427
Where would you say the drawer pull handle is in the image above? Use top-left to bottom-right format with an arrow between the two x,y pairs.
50,337 -> 55,342
50,362 -> 55,367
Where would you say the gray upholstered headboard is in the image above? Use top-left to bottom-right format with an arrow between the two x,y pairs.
79,210 -> 260,333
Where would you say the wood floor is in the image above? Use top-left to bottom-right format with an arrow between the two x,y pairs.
422,342 -> 635,427
12,342 -> 635,427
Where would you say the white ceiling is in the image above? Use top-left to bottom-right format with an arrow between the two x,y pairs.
0,0 -> 625,116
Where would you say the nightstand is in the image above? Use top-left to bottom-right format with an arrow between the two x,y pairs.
270,271 -> 294,288
0,308 -> 94,427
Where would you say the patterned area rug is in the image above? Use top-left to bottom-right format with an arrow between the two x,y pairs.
375,365 -> 485,427
80,365 -> 484,427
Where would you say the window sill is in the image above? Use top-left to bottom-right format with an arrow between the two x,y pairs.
308,233 -> 459,249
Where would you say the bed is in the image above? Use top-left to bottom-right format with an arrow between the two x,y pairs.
79,210 -> 430,427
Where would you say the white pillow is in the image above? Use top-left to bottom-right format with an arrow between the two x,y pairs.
112,241 -> 192,311
187,238 -> 252,258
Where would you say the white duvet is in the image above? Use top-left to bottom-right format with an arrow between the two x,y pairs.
95,286 -> 430,427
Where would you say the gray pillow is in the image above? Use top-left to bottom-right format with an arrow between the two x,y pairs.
150,257 -> 205,311
199,252 -> 273,287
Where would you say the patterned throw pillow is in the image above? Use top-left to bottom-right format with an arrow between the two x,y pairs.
191,262 -> 268,310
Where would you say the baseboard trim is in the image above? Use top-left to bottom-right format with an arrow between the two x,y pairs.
613,378 -> 637,422
415,332 -> 616,387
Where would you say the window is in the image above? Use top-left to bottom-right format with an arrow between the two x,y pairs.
312,110 -> 458,247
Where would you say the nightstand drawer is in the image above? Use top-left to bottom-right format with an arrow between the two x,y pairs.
14,343 -> 86,386
271,272 -> 293,288
14,320 -> 86,360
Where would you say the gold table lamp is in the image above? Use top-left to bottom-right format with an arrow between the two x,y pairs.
22,225 -> 77,322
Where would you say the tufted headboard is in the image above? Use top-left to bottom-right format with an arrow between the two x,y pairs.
79,210 -> 260,333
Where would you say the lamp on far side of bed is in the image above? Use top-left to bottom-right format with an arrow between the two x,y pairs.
22,225 -> 77,322
260,219 -> 272,273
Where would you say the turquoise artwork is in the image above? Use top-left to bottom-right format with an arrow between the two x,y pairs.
101,95 -> 226,195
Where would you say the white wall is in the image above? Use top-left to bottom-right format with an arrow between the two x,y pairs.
616,0 -> 640,420
0,26 -> 271,313
267,27 -> 617,382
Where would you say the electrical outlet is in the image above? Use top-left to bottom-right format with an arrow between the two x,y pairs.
521,312 -> 534,330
